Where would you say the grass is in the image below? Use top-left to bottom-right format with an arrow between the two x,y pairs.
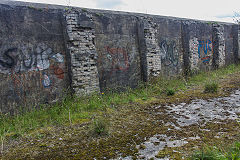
1,64 -> 240,144
166,88 -> 176,96
204,81 -> 219,93
89,117 -> 109,136
190,142 -> 240,160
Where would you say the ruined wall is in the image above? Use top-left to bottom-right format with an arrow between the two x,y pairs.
0,3 -> 68,114
65,10 -> 100,95
0,1 -> 239,113
94,12 -> 141,91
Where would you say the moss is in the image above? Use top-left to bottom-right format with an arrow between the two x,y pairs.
82,8 -> 88,12
2,68 -> 240,159
139,144 -> 146,150
156,150 -> 169,158
95,12 -> 104,17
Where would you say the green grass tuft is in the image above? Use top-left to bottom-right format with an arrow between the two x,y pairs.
191,146 -> 225,160
166,88 -> 175,96
190,142 -> 240,160
90,117 -> 109,136
204,82 -> 219,93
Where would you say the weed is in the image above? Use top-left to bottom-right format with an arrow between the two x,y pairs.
190,146 -> 225,160
65,7 -> 69,11
190,142 -> 240,160
166,88 -> 175,96
204,82 -> 219,93
225,142 -> 240,160
27,6 -> 35,9
95,12 -> 104,17
90,117 -> 109,136
82,8 -> 88,12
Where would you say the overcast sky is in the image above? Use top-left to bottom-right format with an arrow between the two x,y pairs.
13,0 -> 240,23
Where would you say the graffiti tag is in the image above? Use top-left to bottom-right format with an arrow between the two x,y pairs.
0,43 -> 64,73
105,46 -> 130,72
198,40 -> 212,63
42,74 -> 51,88
160,40 -> 178,67
50,64 -> 64,79
0,48 -> 17,68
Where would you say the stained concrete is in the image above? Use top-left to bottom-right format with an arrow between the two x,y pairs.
0,0 -> 239,113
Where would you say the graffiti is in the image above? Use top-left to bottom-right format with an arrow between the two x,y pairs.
10,70 -> 37,88
50,64 -> 64,79
0,43 -> 66,110
198,40 -> 212,63
0,43 -> 64,73
42,74 -> 51,88
160,40 -> 178,67
0,48 -> 17,68
52,53 -> 64,63
105,46 -> 130,72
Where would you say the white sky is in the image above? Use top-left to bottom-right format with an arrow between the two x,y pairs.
13,0 -> 240,23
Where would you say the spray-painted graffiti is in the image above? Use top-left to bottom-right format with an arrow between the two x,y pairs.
4,69 -> 50,102
50,64 -> 64,79
52,53 -> 64,63
160,40 -> 179,67
10,69 -> 41,87
42,74 -> 51,88
198,40 -> 212,63
105,46 -> 130,72
0,43 -> 65,108
0,43 -> 64,74
0,48 -> 17,68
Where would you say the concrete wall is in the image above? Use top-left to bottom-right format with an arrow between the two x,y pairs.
0,2 -> 69,114
0,1 -> 239,114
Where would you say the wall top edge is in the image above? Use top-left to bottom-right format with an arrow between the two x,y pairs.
0,0 -> 238,26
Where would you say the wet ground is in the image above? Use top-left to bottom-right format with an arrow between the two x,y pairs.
116,90 -> 240,160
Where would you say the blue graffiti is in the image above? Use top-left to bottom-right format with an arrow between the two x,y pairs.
198,40 -> 212,58
202,56 -> 211,63
42,74 -> 51,88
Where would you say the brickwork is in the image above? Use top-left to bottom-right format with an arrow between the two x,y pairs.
213,24 -> 226,67
142,18 -> 161,78
65,10 -> 100,95
189,37 -> 200,71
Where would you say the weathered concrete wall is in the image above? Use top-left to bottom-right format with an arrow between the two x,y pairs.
0,1 -> 239,113
94,12 -> 141,91
0,2 -> 69,114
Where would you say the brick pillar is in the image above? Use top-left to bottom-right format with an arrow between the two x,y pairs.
65,9 -> 100,95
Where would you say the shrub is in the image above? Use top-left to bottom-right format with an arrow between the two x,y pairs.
204,82 -> 218,93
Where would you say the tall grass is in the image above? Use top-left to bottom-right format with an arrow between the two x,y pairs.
0,64 -> 240,142
190,142 -> 240,160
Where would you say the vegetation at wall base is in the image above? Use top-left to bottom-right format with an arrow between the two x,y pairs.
1,64 -> 240,158
190,142 -> 240,160
204,81 -> 219,93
